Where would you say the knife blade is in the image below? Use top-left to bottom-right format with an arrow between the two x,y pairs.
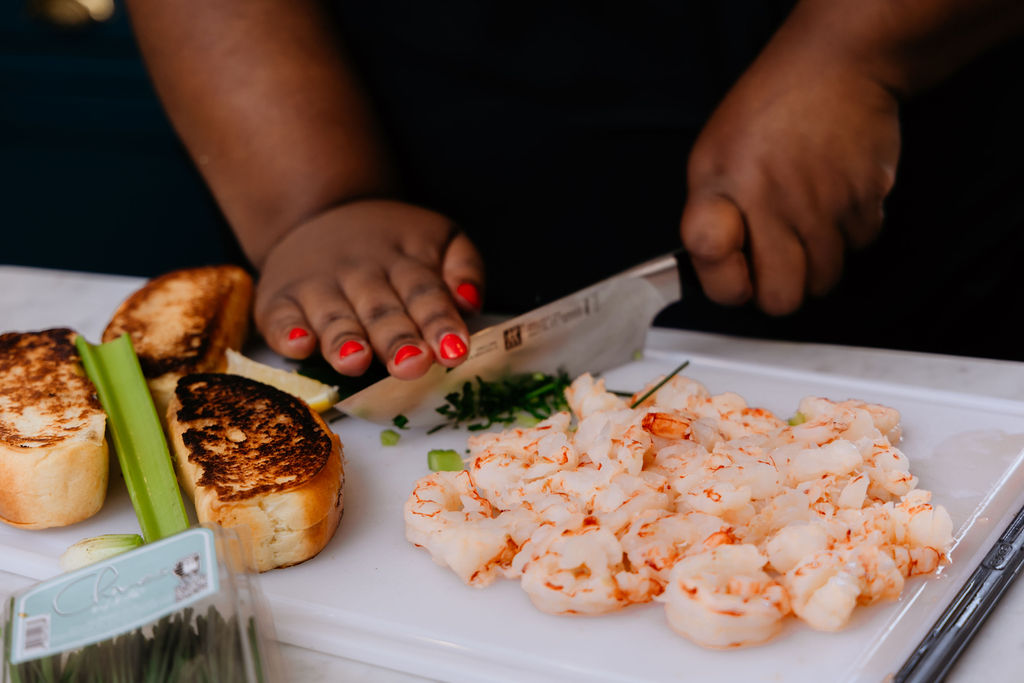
337,250 -> 701,427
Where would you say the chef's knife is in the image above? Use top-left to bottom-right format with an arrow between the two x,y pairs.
337,250 -> 702,426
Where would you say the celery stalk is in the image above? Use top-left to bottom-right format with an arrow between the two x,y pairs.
75,334 -> 189,542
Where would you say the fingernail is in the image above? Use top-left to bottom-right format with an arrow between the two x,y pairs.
439,333 -> 467,360
456,282 -> 481,309
288,327 -> 309,340
338,340 -> 364,359
393,344 -> 422,366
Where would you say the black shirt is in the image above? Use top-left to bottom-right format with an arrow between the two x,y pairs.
332,2 -> 1024,360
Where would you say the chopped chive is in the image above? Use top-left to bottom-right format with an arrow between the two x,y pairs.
629,360 -> 691,409
428,449 -> 464,471
788,411 -> 807,426
380,429 -> 401,446
430,370 -> 571,432
392,414 -> 409,429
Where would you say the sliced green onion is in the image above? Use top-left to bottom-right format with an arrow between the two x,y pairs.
380,429 -> 401,446
75,334 -> 189,543
59,533 -> 144,572
514,411 -> 542,428
432,370 -> 571,432
428,448 -> 464,472
393,414 -> 409,429
629,359 -> 691,409
788,411 -> 807,426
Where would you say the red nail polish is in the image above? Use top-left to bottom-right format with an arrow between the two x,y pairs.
439,333 -> 467,360
393,344 -> 422,366
288,327 -> 309,340
338,340 -> 364,358
456,282 -> 481,309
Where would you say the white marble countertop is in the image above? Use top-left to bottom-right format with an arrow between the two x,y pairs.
2,264 -> 1023,682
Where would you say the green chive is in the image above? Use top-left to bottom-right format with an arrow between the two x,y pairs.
629,360 -> 691,409
428,449 -> 464,471
380,429 -> 401,446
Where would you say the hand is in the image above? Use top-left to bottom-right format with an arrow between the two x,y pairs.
680,36 -> 901,315
253,199 -> 485,379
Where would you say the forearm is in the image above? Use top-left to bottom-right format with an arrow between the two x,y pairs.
771,0 -> 1024,97
126,0 -> 393,268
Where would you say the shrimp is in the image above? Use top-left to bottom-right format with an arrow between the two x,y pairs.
794,397 -> 902,443
658,544 -> 791,649
619,510 -> 735,593
783,543 -> 905,631
642,410 -> 726,452
871,489 -> 953,576
469,412 -> 576,508
535,468 -> 675,534
859,438 -> 918,500
575,409 -> 651,476
404,470 -> 522,586
690,392 -> 787,441
646,440 -> 709,489
743,489 -> 816,543
671,440 -> 782,525
785,439 -> 863,485
592,471 -> 675,533
513,522 -> 634,615
764,523 -> 830,574
565,373 -> 627,419
644,373 -> 711,411
403,370 -> 949,650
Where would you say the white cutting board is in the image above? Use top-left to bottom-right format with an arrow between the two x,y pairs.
2,267 -> 1024,682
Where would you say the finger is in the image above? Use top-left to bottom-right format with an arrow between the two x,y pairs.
794,215 -> 845,298
839,185 -> 887,251
781,178 -> 845,298
390,258 -> 471,369
340,266 -> 435,380
290,279 -> 373,376
745,207 -> 807,316
680,194 -> 753,306
253,282 -> 318,360
441,232 -> 486,313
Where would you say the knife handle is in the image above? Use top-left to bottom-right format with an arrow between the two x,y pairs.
627,249 -> 705,308
670,249 -> 705,302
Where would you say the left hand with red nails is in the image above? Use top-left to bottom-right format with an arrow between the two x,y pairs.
253,198 -> 484,380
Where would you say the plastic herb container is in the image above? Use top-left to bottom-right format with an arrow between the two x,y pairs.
1,524 -> 281,683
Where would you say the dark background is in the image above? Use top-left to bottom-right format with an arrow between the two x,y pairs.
1,1 -> 243,277
2,2 -> 1022,360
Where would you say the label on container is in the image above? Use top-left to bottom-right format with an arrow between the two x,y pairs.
9,527 -> 220,664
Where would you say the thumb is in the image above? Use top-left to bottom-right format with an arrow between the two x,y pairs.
679,194 -> 753,306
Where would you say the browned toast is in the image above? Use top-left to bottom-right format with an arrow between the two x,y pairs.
103,264 -> 253,417
0,328 -> 108,529
167,373 -> 344,571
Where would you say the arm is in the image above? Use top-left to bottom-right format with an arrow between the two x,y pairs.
681,0 -> 1024,315
126,0 -> 483,378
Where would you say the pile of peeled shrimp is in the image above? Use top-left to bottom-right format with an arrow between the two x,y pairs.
403,371 -> 953,648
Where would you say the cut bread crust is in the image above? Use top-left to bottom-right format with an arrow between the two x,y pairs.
0,328 -> 108,529
167,373 -> 344,572
103,265 -> 253,419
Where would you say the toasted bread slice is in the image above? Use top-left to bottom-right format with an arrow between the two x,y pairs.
167,373 -> 344,572
0,328 -> 108,529
102,265 -> 253,418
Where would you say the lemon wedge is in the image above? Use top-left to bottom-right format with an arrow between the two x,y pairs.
225,348 -> 340,412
